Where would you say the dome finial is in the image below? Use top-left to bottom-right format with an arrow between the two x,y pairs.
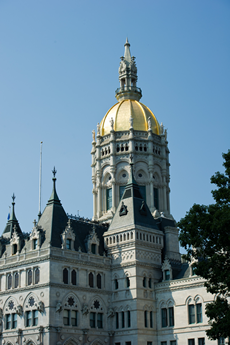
116,40 -> 142,102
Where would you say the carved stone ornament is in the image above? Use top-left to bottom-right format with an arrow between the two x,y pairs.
92,129 -> 95,141
148,116 -> 151,130
97,122 -> 100,135
56,301 -> 62,313
119,202 -> 128,216
10,226 -> 21,252
0,308 -> 3,318
107,308 -> 115,318
139,200 -> 147,216
37,301 -> 45,313
129,116 -> 133,128
119,57 -> 127,75
110,117 -> 114,131
85,225 -> 100,253
16,305 -> 23,316
82,304 -> 89,315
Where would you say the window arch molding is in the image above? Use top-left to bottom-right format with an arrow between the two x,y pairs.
88,295 -> 106,330
61,292 -> 81,328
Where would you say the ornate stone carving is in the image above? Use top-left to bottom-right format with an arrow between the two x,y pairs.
82,304 -> 89,315
37,301 -> 45,313
107,308 -> 115,318
56,301 -> 62,313
119,202 -> 128,216
16,305 -> 23,316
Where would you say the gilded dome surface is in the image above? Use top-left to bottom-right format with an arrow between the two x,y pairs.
100,99 -> 160,136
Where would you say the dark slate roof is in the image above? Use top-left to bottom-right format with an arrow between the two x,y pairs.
173,262 -> 190,280
37,176 -> 107,254
2,196 -> 22,239
108,164 -> 160,232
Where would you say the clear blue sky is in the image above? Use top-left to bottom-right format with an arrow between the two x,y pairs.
0,0 -> 229,235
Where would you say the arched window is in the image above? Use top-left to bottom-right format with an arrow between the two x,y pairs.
14,272 -> 19,288
35,268 -> 39,285
63,268 -> 68,284
109,237 -> 112,244
124,234 -> 126,241
143,277 -> 146,288
126,277 -> 130,288
71,270 -> 76,285
89,272 -> 94,288
131,232 -> 133,239
127,233 -> 129,240
140,233 -> 142,240
143,234 -> 145,241
28,270 -> 32,286
113,236 -> 115,243
114,278 -> 118,290
120,235 -> 122,242
148,278 -> 152,289
8,274 -> 12,289
144,310 -> 148,327
97,273 -> 101,289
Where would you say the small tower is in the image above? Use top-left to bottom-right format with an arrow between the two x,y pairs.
91,40 -> 172,223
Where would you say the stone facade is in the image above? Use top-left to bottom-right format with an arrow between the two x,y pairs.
0,40 -> 220,345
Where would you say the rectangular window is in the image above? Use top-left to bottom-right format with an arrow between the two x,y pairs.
121,311 -> 125,328
165,270 -> 170,280
147,343 -> 153,345
154,188 -> 159,209
33,238 -> 38,249
6,314 -> 11,329
97,313 -> 103,328
218,338 -> 225,345
116,312 -> 119,329
120,186 -> 126,200
71,310 -> 77,326
91,243 -> 96,254
169,307 -> 174,326
125,342 -> 131,345
26,311 -> 32,327
188,340 -> 195,345
144,310 -> 148,327
150,311 -> 153,328
90,312 -> 96,328
115,343 -> 121,345
196,303 -> 202,323
33,310 -> 38,326
188,304 -> 195,324
12,313 -> 17,329
63,310 -> 70,326
170,342 -> 176,345
161,308 -> 167,327
198,339 -> 205,345
161,342 -> 167,345
127,310 -> 131,328
106,188 -> 112,210
66,239 -> 71,249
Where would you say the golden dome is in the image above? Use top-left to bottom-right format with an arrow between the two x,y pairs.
100,99 -> 160,136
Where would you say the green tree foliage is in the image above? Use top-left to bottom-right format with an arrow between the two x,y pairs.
178,151 -> 230,339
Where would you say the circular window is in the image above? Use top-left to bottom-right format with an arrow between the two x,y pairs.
122,174 -> 126,178
138,173 -> 142,178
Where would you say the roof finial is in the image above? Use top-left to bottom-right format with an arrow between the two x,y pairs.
124,37 -> 131,62
47,167 -> 61,205
12,193 -> 15,203
52,167 -> 57,178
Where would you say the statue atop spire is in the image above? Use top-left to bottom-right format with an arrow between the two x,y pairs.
116,39 -> 142,102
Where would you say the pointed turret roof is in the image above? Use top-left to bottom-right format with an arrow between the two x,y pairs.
2,194 -> 22,238
124,38 -> 131,62
108,159 -> 160,232
37,168 -> 68,247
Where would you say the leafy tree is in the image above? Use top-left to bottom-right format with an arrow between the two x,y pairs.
178,150 -> 230,340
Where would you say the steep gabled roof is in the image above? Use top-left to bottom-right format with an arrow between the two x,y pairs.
2,194 -> 22,239
108,163 -> 160,232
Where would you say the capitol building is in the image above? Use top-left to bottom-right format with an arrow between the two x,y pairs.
0,40 -> 217,345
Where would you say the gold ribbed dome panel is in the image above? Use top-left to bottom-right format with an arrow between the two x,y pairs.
100,100 -> 160,136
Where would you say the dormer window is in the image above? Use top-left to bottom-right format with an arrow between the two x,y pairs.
91,243 -> 96,254
33,239 -> 38,250
165,270 -> 170,281
66,239 -> 71,250
61,220 -> 75,251
12,244 -> 17,255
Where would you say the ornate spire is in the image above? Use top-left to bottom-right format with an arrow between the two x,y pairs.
9,193 -> 17,221
116,39 -> 142,102
47,167 -> 61,205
